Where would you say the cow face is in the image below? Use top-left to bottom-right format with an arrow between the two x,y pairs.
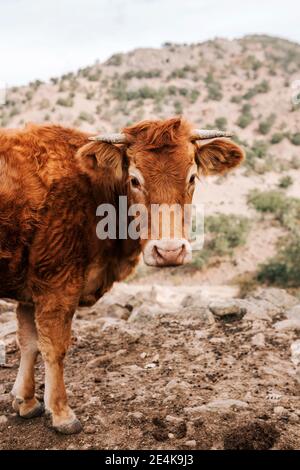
125,138 -> 196,266
79,118 -> 244,267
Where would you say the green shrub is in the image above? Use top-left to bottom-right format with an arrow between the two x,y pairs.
290,155 -> 300,169
242,55 -> 262,71
243,80 -> 270,99
215,117 -> 228,130
9,107 -> 19,117
271,132 -> 285,144
191,214 -> 250,268
29,79 -> 43,90
25,90 -> 33,101
289,133 -> 300,146
78,111 -> 95,124
258,114 -> 276,135
107,53 -> 122,66
237,104 -> 253,128
167,67 -> 192,79
248,189 -> 300,230
231,95 -> 243,104
123,69 -> 161,80
174,101 -> 183,114
87,71 -> 102,81
278,175 -> 293,188
39,98 -> 50,110
257,234 -> 300,287
189,89 -> 200,103
204,71 -> 215,84
179,87 -> 188,96
237,113 -> 252,128
206,214 -> 250,254
57,96 -> 74,107
248,189 -> 287,215
167,85 -> 177,96
111,80 -> 166,102
244,140 -> 271,172
207,82 -> 223,101
86,91 -> 95,100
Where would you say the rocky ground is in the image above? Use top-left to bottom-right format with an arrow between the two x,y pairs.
0,284 -> 300,450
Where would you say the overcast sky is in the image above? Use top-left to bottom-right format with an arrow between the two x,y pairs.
0,0 -> 299,86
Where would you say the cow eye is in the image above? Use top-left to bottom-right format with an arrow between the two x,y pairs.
189,174 -> 197,184
130,176 -> 141,189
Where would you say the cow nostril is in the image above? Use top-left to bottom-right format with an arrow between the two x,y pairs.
153,245 -> 163,259
154,243 -> 186,261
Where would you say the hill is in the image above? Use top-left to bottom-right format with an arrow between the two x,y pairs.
1,34 -> 300,292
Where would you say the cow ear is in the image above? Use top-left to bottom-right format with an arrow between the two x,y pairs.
195,139 -> 244,175
76,142 -> 124,180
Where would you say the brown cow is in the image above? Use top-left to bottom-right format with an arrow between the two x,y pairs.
0,117 -> 244,433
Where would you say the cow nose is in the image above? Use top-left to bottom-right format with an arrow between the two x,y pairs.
143,239 -> 192,266
155,243 -> 185,265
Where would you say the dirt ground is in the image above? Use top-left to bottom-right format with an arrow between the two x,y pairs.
1,284 -> 300,450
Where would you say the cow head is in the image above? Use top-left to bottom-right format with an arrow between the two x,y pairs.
78,118 -> 244,267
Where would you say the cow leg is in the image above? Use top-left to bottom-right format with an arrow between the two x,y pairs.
34,294 -> 82,434
11,302 -> 44,418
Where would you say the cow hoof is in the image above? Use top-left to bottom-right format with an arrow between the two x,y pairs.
53,418 -> 82,435
21,401 -> 45,419
13,397 -> 44,419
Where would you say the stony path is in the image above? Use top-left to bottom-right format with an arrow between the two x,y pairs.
0,285 -> 300,449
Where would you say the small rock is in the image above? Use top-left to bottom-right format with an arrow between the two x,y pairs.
274,319 -> 300,331
266,392 -> 282,402
165,379 -> 190,395
181,306 -> 215,326
184,405 -> 207,416
195,330 -> 209,339
285,304 -> 300,320
127,411 -> 144,424
163,394 -> 177,404
115,349 -> 127,356
181,292 -> 203,308
242,301 -> 272,321
122,364 -> 143,373
168,433 -> 175,439
252,333 -> 265,348
184,440 -> 196,448
145,363 -> 156,369
140,352 -> 147,359
273,406 -> 287,417
252,288 -> 298,310
84,425 -> 96,434
128,304 -> 160,324
165,415 -> 184,424
152,354 -> 160,363
106,304 -> 131,319
0,415 -> 8,426
291,340 -> 300,366
197,399 -> 249,412
289,413 -> 300,423
87,353 -> 114,368
0,393 -> 12,405
209,300 -> 246,318
210,337 -> 226,344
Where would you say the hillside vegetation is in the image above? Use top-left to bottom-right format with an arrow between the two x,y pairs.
1,35 -> 300,292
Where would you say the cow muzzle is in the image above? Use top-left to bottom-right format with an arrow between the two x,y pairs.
143,239 -> 192,267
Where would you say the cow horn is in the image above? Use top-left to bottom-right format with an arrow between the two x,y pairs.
89,133 -> 127,144
191,129 -> 233,140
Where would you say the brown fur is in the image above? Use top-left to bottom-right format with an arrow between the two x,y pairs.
0,117 -> 244,432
